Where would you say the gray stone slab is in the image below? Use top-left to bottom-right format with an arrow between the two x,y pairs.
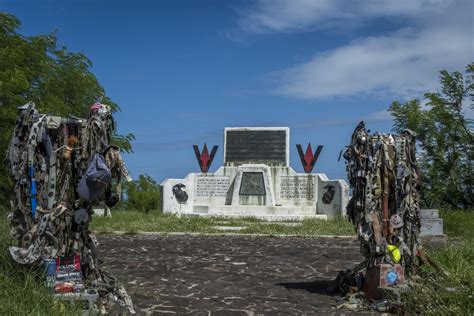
261,222 -> 303,227
193,206 -> 209,213
419,209 -> 439,219
420,218 -> 444,236
93,208 -> 105,216
212,226 -> 246,231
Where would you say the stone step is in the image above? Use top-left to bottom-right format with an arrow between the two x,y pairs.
194,213 -> 327,222
261,222 -> 303,227
212,226 -> 246,231
198,205 -> 317,216
420,218 -> 444,236
209,209 -> 318,215
207,210 -> 318,217
419,209 -> 439,219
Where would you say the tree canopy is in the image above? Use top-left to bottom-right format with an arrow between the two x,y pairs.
0,13 -> 134,207
122,174 -> 161,213
389,64 -> 473,209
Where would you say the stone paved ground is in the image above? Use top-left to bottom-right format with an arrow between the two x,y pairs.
97,234 -> 366,315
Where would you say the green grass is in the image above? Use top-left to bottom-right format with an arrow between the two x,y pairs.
2,208 -> 473,314
440,209 -> 474,240
402,209 -> 474,315
90,210 -> 356,236
0,211 -> 78,315
93,209 -> 474,315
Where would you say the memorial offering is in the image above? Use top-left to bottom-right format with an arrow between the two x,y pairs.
336,121 -> 440,311
5,102 -> 134,313
51,255 -> 84,294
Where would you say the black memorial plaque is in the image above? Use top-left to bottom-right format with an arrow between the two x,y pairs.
225,130 -> 287,165
239,172 -> 266,196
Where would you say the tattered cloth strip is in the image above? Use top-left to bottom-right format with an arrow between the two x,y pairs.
5,102 -> 134,313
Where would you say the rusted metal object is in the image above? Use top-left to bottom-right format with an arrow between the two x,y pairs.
363,264 -> 406,300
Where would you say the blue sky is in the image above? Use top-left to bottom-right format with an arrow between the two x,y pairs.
3,0 -> 472,182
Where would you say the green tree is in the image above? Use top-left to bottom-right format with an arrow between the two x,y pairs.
0,13 -> 134,208
389,64 -> 473,209
123,174 -> 161,213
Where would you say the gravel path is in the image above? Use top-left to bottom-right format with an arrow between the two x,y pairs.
97,234 -> 365,315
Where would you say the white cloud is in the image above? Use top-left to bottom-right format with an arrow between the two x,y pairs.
238,0 -> 453,33
238,0 -> 342,33
237,0 -> 473,99
366,110 -> 392,122
275,27 -> 472,99
289,109 -> 393,130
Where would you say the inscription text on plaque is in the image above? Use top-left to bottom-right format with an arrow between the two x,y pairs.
280,176 -> 315,200
195,176 -> 230,197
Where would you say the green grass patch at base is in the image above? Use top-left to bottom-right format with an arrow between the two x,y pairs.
90,210 -> 356,236
0,213 -> 79,315
2,208 -> 473,314
440,209 -> 474,240
403,209 -> 474,315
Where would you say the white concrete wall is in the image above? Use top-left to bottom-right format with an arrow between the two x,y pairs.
315,174 -> 349,218
161,165 -> 348,220
161,173 -> 195,216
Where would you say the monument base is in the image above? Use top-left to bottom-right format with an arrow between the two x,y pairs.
162,164 -> 348,220
187,205 -> 328,221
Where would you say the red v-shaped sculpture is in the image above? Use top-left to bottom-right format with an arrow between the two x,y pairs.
296,143 -> 323,173
193,144 -> 218,173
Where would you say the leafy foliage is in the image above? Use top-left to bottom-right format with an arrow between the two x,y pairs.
112,133 -> 136,154
0,13 -> 134,208
389,64 -> 473,208
122,174 -> 161,213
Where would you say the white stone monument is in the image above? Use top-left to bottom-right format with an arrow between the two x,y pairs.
161,127 -> 349,220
